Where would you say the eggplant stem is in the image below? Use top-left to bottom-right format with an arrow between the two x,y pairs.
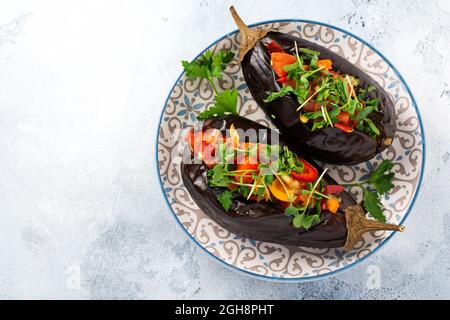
229,6 -> 271,62
343,204 -> 405,252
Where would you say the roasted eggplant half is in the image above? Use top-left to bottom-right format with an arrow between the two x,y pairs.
181,115 -> 402,250
230,7 -> 396,165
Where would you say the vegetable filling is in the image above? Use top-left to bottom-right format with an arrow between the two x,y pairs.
264,40 -> 381,136
186,125 -> 344,230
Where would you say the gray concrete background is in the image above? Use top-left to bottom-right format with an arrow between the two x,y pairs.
0,0 -> 448,299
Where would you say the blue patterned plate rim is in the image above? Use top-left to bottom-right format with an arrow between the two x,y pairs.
156,19 -> 426,282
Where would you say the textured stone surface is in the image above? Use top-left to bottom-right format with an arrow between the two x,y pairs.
0,0 -> 448,299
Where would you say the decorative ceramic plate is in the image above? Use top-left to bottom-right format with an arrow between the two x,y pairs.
157,20 -> 425,281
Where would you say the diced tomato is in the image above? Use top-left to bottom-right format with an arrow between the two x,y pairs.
271,52 -> 297,78
335,122 -> 354,133
234,162 -> 259,184
324,185 -> 344,195
291,159 -> 318,183
185,128 -> 221,167
317,59 -> 333,70
266,40 -> 284,53
337,111 -> 350,125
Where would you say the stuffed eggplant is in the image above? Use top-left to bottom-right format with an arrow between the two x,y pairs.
181,115 -> 402,250
230,7 -> 396,165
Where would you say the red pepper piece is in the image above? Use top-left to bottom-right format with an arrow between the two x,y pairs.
324,185 -> 344,195
291,159 -> 319,183
276,76 -> 287,84
337,111 -> 350,125
335,122 -> 354,133
266,40 -> 284,53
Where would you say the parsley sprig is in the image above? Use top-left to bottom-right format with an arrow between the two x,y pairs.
343,160 -> 395,222
182,50 -> 238,119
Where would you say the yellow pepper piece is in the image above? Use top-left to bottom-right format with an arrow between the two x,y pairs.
300,114 -> 309,123
268,179 -> 294,203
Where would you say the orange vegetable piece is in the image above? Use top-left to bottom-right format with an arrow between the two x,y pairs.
326,196 -> 340,214
268,179 -> 295,203
317,59 -> 333,70
271,52 -> 297,78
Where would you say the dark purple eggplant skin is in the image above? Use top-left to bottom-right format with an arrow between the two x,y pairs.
181,115 -> 355,248
241,31 -> 396,165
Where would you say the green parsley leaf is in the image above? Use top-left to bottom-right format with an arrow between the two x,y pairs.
285,205 -> 298,217
311,120 -> 326,131
357,85 -> 376,99
292,213 -> 321,229
182,50 -> 234,80
208,164 -> 233,187
238,185 -> 250,198
181,60 -> 209,79
211,51 -> 235,78
372,172 -> 395,194
356,105 -> 374,122
284,61 -> 301,73
304,110 -> 323,120
363,190 -> 386,222
197,89 -> 238,120
299,48 -> 320,57
264,86 -> 296,103
217,190 -> 233,212
364,118 -> 381,136
256,186 -> 266,199
344,159 -> 395,222
367,161 -> 389,182
182,50 -> 237,119
367,160 -> 395,194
